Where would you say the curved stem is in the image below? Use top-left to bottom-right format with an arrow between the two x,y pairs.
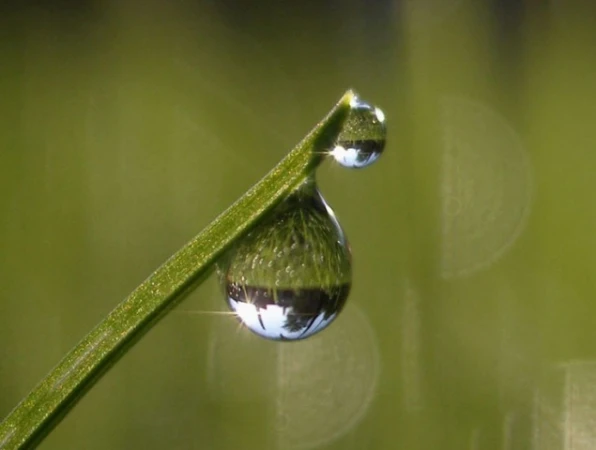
0,90 -> 355,450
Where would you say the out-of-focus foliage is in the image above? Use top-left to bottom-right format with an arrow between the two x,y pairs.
1,1 -> 596,449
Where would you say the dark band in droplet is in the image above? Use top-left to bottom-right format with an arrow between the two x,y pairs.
336,139 -> 386,157
227,282 -> 350,315
226,282 -> 351,339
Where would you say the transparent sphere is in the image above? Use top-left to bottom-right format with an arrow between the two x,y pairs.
330,97 -> 387,169
220,187 -> 352,341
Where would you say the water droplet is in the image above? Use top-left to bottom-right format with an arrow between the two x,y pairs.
219,186 -> 352,341
330,97 -> 387,169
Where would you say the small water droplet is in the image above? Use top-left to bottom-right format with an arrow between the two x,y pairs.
330,96 -> 386,169
219,186 -> 352,341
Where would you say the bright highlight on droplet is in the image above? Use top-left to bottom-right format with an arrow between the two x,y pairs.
330,96 -> 387,169
218,94 -> 387,341
374,107 -> 385,123
330,143 -> 383,169
219,187 -> 352,341
227,291 -> 344,341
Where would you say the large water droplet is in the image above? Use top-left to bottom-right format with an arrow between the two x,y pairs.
219,185 -> 351,341
330,97 -> 387,168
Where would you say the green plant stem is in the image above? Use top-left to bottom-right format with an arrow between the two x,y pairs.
0,90 -> 355,450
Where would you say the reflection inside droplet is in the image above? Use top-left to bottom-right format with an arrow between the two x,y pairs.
226,284 -> 350,341
220,186 -> 352,341
330,97 -> 387,168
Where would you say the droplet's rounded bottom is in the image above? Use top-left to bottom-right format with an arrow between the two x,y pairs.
330,139 -> 385,168
226,282 -> 350,341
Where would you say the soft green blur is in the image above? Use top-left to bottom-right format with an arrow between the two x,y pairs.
2,1 -> 596,449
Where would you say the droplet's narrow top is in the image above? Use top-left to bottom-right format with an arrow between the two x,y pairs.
330,96 -> 387,169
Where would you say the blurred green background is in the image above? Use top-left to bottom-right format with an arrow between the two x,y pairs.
2,0 -> 596,449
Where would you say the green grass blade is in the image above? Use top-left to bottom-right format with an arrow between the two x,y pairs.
0,90 -> 355,450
